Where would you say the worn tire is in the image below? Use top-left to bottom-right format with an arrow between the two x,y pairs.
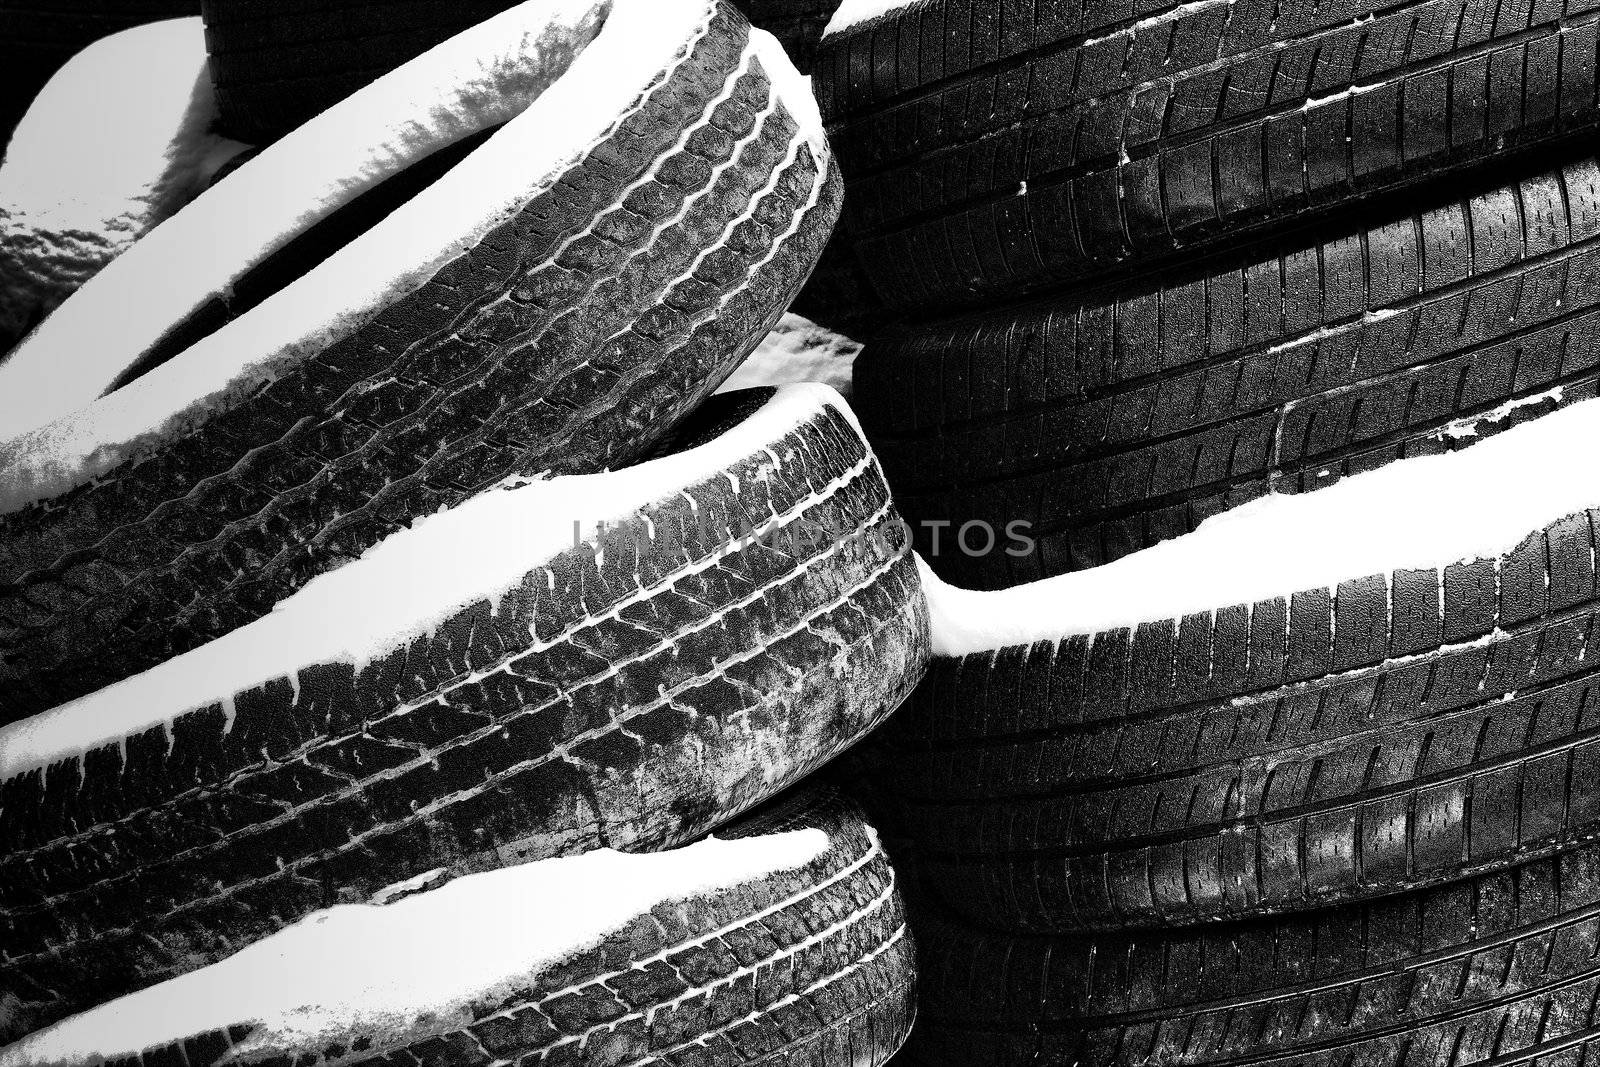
743,0 -> 836,71
816,0 -> 1600,315
908,841 -> 1600,1067
0,384 -> 928,1039
0,786 -> 916,1067
872,437 -> 1600,931
0,0 -> 199,149
0,0 -> 841,722
857,153 -> 1600,588
201,0 -> 525,143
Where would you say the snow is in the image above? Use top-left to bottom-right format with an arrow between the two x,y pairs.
0,0 -> 827,517
718,314 -> 859,397
0,19 -> 248,346
922,394 -> 1600,656
0,383 -> 850,782
0,828 -> 828,1067
1432,386 -> 1565,441
823,0 -> 923,37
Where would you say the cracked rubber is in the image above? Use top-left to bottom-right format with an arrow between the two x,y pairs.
0,786 -> 916,1067
815,0 -> 1600,315
0,386 -> 928,1040
0,0 -> 842,722
0,0 -> 199,148
869,500 -> 1600,932
906,842 -> 1600,1067
857,152 -> 1600,588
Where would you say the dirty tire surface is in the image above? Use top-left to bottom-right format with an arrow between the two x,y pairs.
0,0 -> 842,722
0,387 -> 928,1039
869,496 -> 1600,932
857,154 -> 1600,588
907,841 -> 1600,1066
816,0 -> 1600,314
8,786 -> 918,1067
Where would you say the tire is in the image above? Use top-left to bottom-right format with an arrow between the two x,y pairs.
0,384 -> 929,1040
867,400 -> 1600,932
815,0 -> 1600,315
856,153 -> 1600,589
0,0 -> 841,721
0,0 -> 199,150
742,0 -> 836,71
907,842 -> 1600,1067
0,19 -> 244,353
0,787 -> 917,1067
201,0 -> 528,143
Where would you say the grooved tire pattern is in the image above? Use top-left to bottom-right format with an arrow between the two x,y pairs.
0,390 -> 928,1039
856,153 -> 1600,588
201,0 -> 522,143
743,0 -> 836,71
869,500 -> 1600,932
907,842 -> 1600,1067
815,0 -> 1600,315
16,788 -> 918,1067
0,0 -> 199,148
0,0 -> 842,722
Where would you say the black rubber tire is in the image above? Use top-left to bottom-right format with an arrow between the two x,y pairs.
907,841 -> 1600,1067
815,0 -> 1600,316
203,0 -> 835,144
857,152 -> 1600,589
201,0 -> 523,143
0,786 -> 917,1067
0,0 -> 841,722
0,0 -> 199,150
0,386 -> 929,1040
869,499 -> 1600,933
743,0 -> 836,71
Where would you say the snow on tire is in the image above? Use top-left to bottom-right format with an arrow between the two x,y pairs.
0,384 -> 928,1040
0,787 -> 916,1067
867,392 -> 1600,932
741,0 -> 837,71
0,18 -> 246,353
816,0 -> 1600,314
857,154 -> 1600,588
906,843 -> 1600,1067
0,0 -> 841,722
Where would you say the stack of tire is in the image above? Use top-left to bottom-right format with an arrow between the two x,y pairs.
813,0 -> 1600,1063
0,3 -> 922,1065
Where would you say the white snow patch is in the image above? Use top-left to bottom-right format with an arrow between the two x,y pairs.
0,829 -> 828,1067
1076,0 -> 1233,49
0,383 -> 849,782
1432,386 -> 1565,441
921,393 -> 1600,656
0,19 -> 247,346
718,313 -> 860,397
1264,306 -> 1403,356
824,0 -> 924,37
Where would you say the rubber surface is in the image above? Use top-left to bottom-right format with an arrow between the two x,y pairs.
1,787 -> 916,1067
0,0 -> 199,149
815,0 -> 1600,314
907,841 -> 1600,1066
744,0 -> 836,70
857,152 -> 1600,588
201,0 -> 526,143
868,499 -> 1600,932
0,0 -> 841,721
0,388 -> 928,1040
